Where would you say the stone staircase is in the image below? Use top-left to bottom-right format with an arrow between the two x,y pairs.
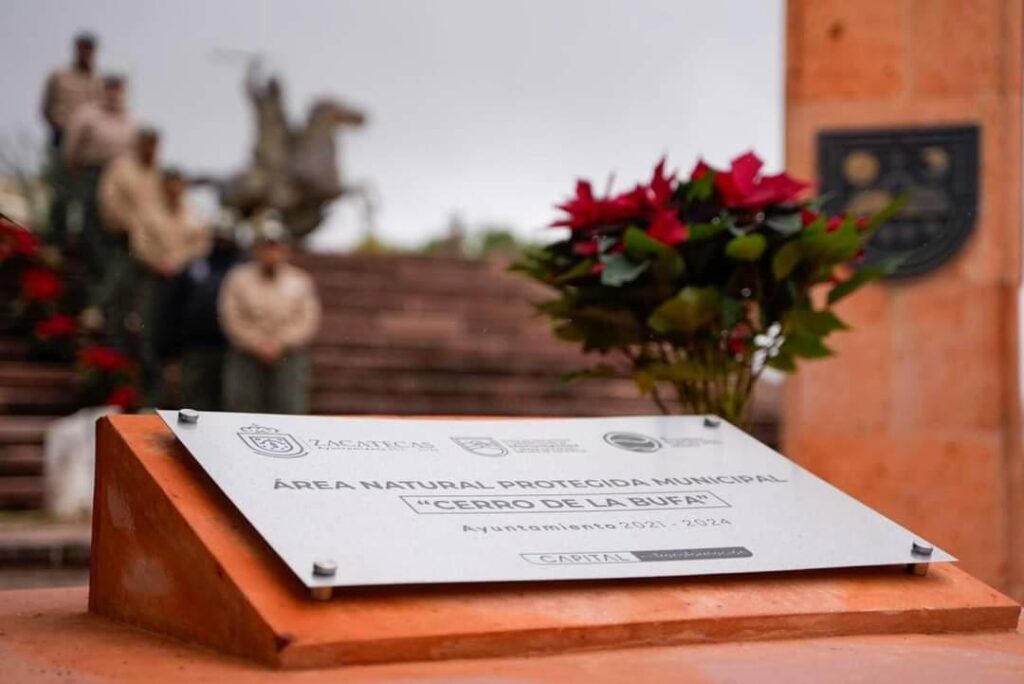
0,252 -> 780,512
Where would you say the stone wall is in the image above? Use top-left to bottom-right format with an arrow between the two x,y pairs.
784,0 -> 1024,594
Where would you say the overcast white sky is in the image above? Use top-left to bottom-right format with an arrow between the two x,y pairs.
0,0 -> 784,250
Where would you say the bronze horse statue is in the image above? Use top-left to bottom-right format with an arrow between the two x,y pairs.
219,62 -> 367,239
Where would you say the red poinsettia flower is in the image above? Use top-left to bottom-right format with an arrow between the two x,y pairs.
105,384 -> 139,408
552,181 -> 625,230
727,322 -> 753,355
646,209 -> 688,246
690,159 -> 712,181
20,267 -> 62,302
79,345 -> 134,373
800,208 -> 819,227
0,218 -> 39,261
572,239 -> 600,256
713,152 -> 808,210
34,314 -> 77,339
553,158 -> 679,232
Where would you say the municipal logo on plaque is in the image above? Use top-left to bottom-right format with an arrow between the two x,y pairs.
237,425 -> 307,459
451,437 -> 508,457
818,125 -> 979,278
603,432 -> 661,453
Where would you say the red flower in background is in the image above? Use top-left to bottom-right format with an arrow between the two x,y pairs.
0,218 -> 39,261
646,209 -> 688,246
79,345 -> 133,373
711,152 -> 808,210
34,314 -> 77,339
690,159 -> 712,181
105,385 -> 139,409
20,267 -> 62,302
553,158 -> 680,233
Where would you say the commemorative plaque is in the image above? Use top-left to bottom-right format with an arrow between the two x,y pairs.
159,411 -> 953,591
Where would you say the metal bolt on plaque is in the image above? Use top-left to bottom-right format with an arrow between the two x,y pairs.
703,416 -> 721,428
312,559 -> 337,577
907,540 -> 934,577
177,409 -> 200,425
911,541 -> 934,558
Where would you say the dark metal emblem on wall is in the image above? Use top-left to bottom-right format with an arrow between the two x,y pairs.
817,125 -> 979,278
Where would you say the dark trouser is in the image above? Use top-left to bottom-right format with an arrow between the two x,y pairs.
50,163 -> 107,303
135,268 -> 172,408
97,234 -> 132,348
179,346 -> 227,411
224,348 -> 310,415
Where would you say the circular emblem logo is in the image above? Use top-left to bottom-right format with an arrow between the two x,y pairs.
819,125 -> 979,279
237,425 -> 307,459
603,431 -> 661,453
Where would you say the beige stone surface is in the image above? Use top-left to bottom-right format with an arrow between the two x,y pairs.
783,0 -> 1024,596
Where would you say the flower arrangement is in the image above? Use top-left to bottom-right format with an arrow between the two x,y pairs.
1,213 -> 138,409
512,152 -> 902,425
77,344 -> 140,409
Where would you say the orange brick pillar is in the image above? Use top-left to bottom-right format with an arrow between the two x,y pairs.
783,0 -> 1024,595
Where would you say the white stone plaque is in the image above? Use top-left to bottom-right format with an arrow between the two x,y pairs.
158,411 -> 953,591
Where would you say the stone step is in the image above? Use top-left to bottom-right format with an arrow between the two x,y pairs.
0,477 -> 44,510
0,416 -> 57,445
0,363 -> 76,386
0,444 -> 43,477
0,518 -> 91,569
0,388 -> 79,415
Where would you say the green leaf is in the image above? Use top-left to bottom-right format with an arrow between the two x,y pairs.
623,226 -> 665,257
725,233 -> 767,261
766,349 -> 797,372
684,171 -> 715,201
553,258 -> 596,283
562,364 -> 618,383
800,219 -> 861,264
826,261 -> 895,304
787,307 -> 848,336
599,254 -> 649,287
648,286 -> 722,333
765,212 -> 802,235
858,193 -> 908,235
781,331 -> 833,359
721,296 -> 744,328
648,358 -> 721,382
633,369 -> 655,395
686,221 -> 727,241
772,241 -> 802,279
623,226 -> 685,282
553,322 -> 584,342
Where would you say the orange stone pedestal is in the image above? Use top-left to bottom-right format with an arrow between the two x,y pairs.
85,415 -> 1020,670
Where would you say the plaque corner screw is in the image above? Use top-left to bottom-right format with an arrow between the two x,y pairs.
177,408 -> 200,424
911,540 -> 934,558
312,559 -> 337,577
703,416 -> 721,428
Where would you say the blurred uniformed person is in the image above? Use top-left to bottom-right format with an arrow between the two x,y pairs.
61,74 -> 137,304
131,169 -> 210,406
41,32 -> 100,151
42,32 -> 101,245
219,213 -> 321,414
161,210 -> 244,411
94,127 -> 163,342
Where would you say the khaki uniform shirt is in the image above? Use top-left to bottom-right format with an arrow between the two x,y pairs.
131,204 -> 210,276
218,262 -> 322,356
98,155 -> 164,235
62,102 -> 136,167
41,67 -> 101,132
